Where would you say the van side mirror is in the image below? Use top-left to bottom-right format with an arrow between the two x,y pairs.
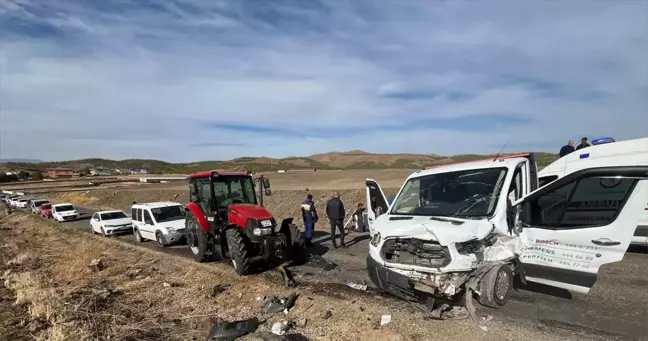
263,178 -> 271,189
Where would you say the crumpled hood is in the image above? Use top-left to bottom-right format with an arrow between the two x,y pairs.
374,215 -> 493,246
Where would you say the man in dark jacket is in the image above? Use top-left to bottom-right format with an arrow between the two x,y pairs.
559,140 -> 575,157
576,137 -> 590,150
300,194 -> 318,247
326,191 -> 346,248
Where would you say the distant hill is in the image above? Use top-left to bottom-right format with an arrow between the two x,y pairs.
0,158 -> 44,164
0,151 -> 559,174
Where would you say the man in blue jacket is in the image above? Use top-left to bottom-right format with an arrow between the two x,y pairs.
326,191 -> 346,248
301,194 -> 318,247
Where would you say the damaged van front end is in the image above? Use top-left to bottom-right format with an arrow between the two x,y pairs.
366,216 -> 523,312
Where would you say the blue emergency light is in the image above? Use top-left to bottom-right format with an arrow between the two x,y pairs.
591,137 -> 615,145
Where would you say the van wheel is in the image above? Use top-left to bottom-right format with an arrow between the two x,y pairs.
156,232 -> 167,247
134,228 -> 144,243
477,265 -> 513,308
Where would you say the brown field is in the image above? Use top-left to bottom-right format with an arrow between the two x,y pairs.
14,170 -> 412,227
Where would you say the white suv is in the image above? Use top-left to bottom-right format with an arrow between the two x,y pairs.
51,203 -> 79,222
131,202 -> 186,247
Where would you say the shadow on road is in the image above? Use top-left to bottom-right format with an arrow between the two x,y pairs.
513,277 -> 573,300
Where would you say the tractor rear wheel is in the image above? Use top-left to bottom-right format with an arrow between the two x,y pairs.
225,229 -> 251,276
185,212 -> 214,262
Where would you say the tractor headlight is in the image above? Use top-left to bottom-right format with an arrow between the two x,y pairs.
370,232 -> 382,247
253,227 -> 272,236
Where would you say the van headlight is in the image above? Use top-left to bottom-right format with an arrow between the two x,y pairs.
370,232 -> 382,247
163,227 -> 177,233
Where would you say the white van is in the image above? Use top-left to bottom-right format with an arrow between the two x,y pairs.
51,203 -> 79,222
539,137 -> 648,246
131,202 -> 186,247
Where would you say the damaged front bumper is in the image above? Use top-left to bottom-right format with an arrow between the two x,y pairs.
367,255 -> 470,303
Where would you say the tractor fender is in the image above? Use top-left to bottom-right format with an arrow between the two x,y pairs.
279,217 -> 301,245
185,203 -> 210,232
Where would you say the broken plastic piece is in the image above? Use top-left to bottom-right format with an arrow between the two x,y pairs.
271,321 -> 290,335
210,284 -> 231,297
207,317 -> 258,341
347,280 -> 367,291
262,293 -> 299,314
380,315 -> 392,326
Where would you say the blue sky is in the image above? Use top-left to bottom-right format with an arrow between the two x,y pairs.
0,0 -> 646,162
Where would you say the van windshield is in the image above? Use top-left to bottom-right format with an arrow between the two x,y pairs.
390,168 -> 508,218
151,206 -> 185,223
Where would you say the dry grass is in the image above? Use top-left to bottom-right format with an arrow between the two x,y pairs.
50,192 -> 99,206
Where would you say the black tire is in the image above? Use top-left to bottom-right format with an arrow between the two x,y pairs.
477,264 -> 513,308
185,213 -> 214,262
134,228 -> 144,243
225,229 -> 251,276
156,231 -> 167,247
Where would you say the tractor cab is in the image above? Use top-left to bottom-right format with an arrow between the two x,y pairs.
188,171 -> 262,223
184,171 -> 304,275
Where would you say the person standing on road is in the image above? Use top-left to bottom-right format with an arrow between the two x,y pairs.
300,194 -> 318,247
353,203 -> 367,232
326,191 -> 346,248
559,140 -> 575,157
576,137 -> 591,150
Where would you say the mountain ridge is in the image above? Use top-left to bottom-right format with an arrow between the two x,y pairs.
0,150 -> 559,174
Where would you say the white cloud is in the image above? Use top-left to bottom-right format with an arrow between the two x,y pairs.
0,0 -> 646,162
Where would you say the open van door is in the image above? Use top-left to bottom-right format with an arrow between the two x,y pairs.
365,179 -> 389,237
512,166 -> 648,294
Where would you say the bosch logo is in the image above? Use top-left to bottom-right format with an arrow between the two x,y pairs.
535,239 -> 560,246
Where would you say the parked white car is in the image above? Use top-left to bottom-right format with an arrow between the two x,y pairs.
365,139 -> 647,313
8,196 -> 23,207
90,210 -> 133,236
51,203 -> 79,222
15,199 -> 30,208
131,202 -> 186,247
29,199 -> 49,214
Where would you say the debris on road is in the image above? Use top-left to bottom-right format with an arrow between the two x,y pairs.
347,280 -> 367,291
207,317 -> 259,341
307,254 -> 336,271
271,321 -> 290,335
321,310 -> 332,320
210,284 -> 231,297
88,258 -> 105,272
296,318 -> 308,328
262,293 -> 299,314
276,263 -> 296,287
380,315 -> 392,326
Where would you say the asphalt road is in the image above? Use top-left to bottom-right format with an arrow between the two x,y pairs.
29,206 -> 648,340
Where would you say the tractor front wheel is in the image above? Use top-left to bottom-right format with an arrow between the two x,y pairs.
225,229 -> 251,276
185,213 -> 214,262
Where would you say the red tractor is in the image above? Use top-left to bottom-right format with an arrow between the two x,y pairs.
183,171 -> 305,275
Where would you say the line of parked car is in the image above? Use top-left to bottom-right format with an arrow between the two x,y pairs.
1,193 -> 187,248
1,194 -> 79,221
